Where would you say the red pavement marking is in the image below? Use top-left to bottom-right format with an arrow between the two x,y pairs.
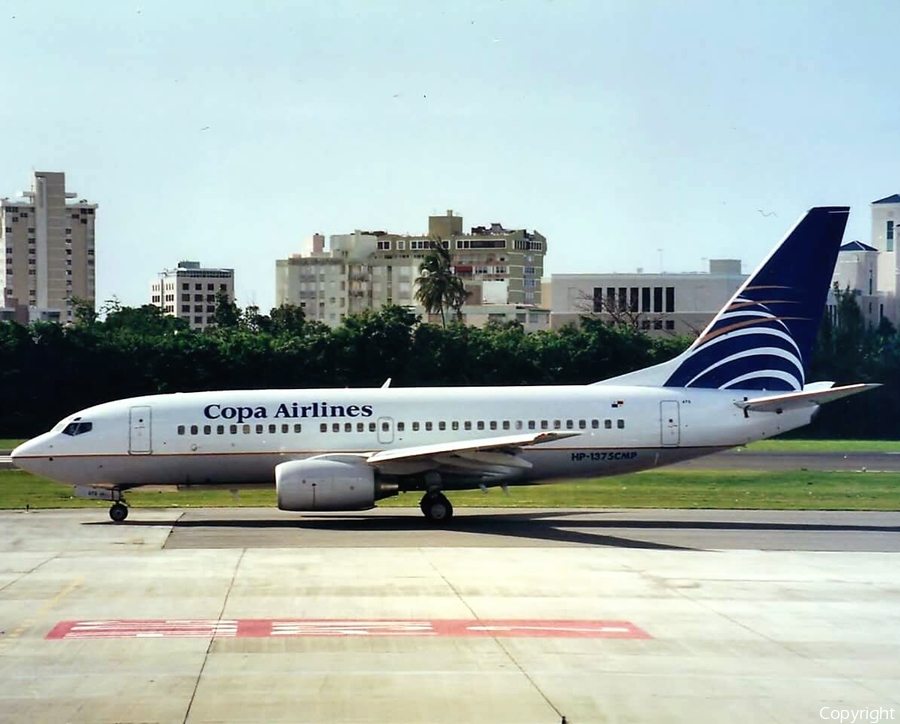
46,619 -> 650,640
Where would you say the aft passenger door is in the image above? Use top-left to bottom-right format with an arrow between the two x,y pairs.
129,406 -> 152,454
660,401 -> 680,447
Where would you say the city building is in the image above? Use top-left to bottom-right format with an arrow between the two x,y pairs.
275,211 -> 547,327
828,240 -> 881,327
150,261 -> 234,330
549,259 -> 746,336
0,171 -> 97,323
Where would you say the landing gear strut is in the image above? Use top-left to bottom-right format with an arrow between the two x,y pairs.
420,492 -> 453,523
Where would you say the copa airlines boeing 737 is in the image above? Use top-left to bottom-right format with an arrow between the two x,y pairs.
12,207 -> 878,523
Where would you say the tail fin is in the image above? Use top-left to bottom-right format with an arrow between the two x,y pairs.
595,206 -> 850,390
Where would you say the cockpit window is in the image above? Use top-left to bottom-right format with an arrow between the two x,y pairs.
62,421 -> 93,436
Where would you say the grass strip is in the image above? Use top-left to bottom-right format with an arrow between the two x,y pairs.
2,469 -> 899,512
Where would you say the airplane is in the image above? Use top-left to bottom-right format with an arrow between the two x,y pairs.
11,206 -> 879,523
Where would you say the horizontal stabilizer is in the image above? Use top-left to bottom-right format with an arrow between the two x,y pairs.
734,383 -> 880,413
366,431 -> 579,466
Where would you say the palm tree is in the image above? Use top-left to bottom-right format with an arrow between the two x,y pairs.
414,237 -> 468,327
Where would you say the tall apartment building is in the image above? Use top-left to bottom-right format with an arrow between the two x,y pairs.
275,211 -> 547,327
0,171 -> 97,323
549,260 -> 747,336
150,261 -> 234,330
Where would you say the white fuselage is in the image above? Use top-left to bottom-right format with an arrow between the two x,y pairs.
12,384 -> 813,491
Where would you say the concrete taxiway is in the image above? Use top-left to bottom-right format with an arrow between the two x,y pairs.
1,508 -> 899,723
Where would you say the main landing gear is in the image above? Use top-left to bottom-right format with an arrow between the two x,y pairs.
109,502 -> 129,523
420,491 -> 453,523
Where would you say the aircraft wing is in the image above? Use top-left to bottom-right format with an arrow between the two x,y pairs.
366,430 -> 580,466
734,383 -> 880,413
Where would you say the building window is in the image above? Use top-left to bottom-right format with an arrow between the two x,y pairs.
182,283 -> 189,290
665,320 -> 675,330
888,220 -> 895,252
665,287 -> 675,313
653,287 -> 663,312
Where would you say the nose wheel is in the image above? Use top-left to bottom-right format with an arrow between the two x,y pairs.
109,502 -> 129,523
420,492 -> 453,523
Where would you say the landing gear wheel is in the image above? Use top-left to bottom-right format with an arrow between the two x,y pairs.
109,502 -> 129,523
420,493 -> 453,523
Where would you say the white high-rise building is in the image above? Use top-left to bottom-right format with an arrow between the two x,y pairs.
0,171 -> 97,323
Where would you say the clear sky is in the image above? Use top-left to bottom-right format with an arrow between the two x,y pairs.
1,0 -> 897,309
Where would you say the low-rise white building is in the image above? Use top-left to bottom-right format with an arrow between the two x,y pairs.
150,261 -> 234,330
549,259 -> 746,336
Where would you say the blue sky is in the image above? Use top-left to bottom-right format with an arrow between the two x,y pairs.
1,0 -> 897,309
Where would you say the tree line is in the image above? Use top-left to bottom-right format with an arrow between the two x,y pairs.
0,288 -> 895,439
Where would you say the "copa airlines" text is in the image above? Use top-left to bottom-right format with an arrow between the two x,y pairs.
203,402 -> 374,423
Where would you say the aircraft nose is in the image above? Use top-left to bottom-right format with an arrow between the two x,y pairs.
11,437 -> 43,472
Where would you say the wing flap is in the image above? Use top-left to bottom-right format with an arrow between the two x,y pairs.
735,383 -> 880,413
366,431 -> 579,466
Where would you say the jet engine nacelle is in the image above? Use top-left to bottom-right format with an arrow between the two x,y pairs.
275,459 -> 376,511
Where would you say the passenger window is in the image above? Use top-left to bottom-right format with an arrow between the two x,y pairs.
398,422 -> 405,432
242,424 -> 251,434
617,419 -> 625,429
452,421 -> 458,431
464,421 -> 472,431
230,425 -> 238,435
344,423 -> 352,432
282,424 -> 289,434
425,422 -> 433,431
502,421 -> 510,430
553,420 -> 561,430
177,425 -> 185,435
604,419 -> 612,429
190,425 -> 198,435
320,423 -> 327,433
490,421 -> 497,430
528,420 -> 536,430
368,422 -> 376,432
332,423 -> 340,433
268,424 -> 276,434
217,425 -> 224,435
256,424 -> 264,434
382,422 -> 389,432
413,422 -> 420,431
565,420 -> 573,430
357,422 -> 365,432
439,421 -> 446,431
515,420 -> 522,430
294,424 -> 302,433
579,420 -> 586,429
591,419 -> 599,429
204,425 -> 211,435
541,420 -> 549,430
477,421 -> 485,430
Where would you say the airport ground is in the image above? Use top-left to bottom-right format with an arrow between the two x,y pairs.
1,507 -> 899,723
1,443 -> 899,722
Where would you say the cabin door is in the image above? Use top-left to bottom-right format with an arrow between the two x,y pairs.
660,401 -> 680,447
129,406 -> 152,454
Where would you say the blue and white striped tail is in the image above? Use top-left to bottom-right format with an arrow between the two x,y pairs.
593,206 -> 850,391
664,207 -> 849,391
